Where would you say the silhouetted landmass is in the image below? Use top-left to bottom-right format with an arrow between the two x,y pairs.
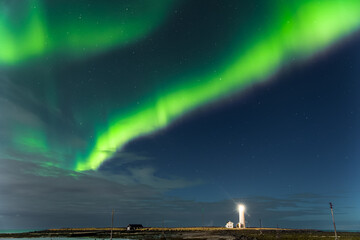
0,227 -> 359,239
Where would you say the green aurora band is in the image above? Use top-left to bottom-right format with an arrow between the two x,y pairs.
2,1 -> 360,171
75,0 -> 360,171
0,0 -> 174,65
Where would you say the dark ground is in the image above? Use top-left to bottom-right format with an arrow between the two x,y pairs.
1,227 -> 360,239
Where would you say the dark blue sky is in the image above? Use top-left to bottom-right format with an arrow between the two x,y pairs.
96,33 -> 360,229
108,34 -> 360,200
0,0 -> 359,231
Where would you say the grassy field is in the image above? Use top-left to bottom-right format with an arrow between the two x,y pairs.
1,227 -> 359,239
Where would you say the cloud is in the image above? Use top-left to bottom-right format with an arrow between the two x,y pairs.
1,157 -> 357,230
0,75 -> 87,168
98,151 -> 153,170
0,157 -> 201,228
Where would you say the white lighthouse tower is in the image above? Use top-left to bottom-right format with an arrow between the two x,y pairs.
238,204 -> 245,228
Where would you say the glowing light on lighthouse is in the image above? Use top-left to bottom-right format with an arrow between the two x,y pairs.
238,204 -> 245,229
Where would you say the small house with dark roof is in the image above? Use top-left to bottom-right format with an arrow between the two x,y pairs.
127,224 -> 143,231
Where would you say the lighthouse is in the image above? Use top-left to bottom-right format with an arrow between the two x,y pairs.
238,204 -> 245,228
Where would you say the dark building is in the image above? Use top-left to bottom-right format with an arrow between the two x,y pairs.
127,224 -> 143,231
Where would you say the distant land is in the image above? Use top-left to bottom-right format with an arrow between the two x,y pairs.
0,227 -> 359,239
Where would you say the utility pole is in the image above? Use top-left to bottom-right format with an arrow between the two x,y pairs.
201,207 -> 204,227
110,209 -> 114,240
329,202 -> 338,240
259,218 -> 263,235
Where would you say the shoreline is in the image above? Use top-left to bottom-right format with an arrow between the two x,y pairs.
0,227 -> 359,239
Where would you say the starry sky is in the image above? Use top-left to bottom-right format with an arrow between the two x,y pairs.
0,0 -> 359,230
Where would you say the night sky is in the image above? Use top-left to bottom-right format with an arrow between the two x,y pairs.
0,0 -> 359,230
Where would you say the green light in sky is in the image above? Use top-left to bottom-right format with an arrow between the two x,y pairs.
0,0 -> 174,65
12,126 -> 48,154
75,0 -> 360,171
0,0 -> 46,64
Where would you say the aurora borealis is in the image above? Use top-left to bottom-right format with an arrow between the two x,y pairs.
1,0 -> 360,230
0,0 -> 174,64
75,0 -> 360,171
1,0 -> 360,171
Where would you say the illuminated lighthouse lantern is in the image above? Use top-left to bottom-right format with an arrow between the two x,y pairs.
238,204 -> 245,228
